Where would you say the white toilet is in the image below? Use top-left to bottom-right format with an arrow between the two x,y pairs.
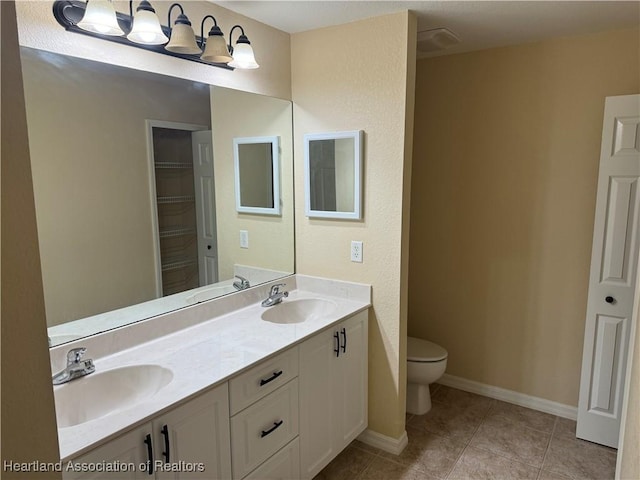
406,336 -> 448,415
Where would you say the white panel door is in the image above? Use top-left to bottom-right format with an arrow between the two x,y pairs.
192,130 -> 218,286
577,94 -> 640,448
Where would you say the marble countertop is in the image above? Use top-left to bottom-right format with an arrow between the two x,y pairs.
55,276 -> 371,461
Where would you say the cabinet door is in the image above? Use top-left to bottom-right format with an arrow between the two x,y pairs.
334,310 -> 368,447
299,310 -> 369,480
299,327 -> 338,479
154,384 -> 231,480
63,424 -> 152,480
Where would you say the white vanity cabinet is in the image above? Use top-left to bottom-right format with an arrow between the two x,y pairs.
299,310 -> 368,479
64,384 -> 231,480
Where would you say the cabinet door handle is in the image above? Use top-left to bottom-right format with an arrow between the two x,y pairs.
161,424 -> 170,463
260,370 -> 283,386
143,434 -> 154,476
341,327 -> 347,353
261,420 -> 284,438
334,332 -> 340,357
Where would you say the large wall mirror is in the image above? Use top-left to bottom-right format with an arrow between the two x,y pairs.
304,130 -> 363,220
20,47 -> 295,347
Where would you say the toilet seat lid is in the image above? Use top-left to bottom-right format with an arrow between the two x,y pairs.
407,337 -> 448,362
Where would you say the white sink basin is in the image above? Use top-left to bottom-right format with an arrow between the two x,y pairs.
261,298 -> 337,324
55,365 -> 173,428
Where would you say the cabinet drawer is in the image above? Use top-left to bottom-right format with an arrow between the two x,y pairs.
229,347 -> 298,415
230,379 -> 299,479
244,438 -> 300,480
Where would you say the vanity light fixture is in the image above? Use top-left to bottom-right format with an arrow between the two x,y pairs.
228,25 -> 259,69
76,0 -> 124,36
165,3 -> 201,54
52,0 -> 260,70
200,15 -> 233,64
127,0 -> 168,45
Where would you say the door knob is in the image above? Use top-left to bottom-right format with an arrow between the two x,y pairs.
605,296 -> 615,304
207,245 -> 212,250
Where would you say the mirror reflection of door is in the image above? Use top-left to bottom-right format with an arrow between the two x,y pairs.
151,125 -> 218,297
309,138 -> 355,213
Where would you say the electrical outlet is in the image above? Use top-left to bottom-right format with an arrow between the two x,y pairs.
240,230 -> 249,249
351,241 -> 363,263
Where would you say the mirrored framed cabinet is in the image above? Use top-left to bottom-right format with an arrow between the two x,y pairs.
304,130 -> 363,220
234,135 -> 281,215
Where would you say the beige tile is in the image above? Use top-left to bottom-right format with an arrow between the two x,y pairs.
487,400 -> 556,433
409,392 -> 492,444
351,439 -> 384,456
537,469 -> 573,480
358,456 -> 439,480
448,446 -> 539,480
313,445 -> 377,480
542,436 -> 617,480
552,417 -> 577,441
380,426 -> 464,478
470,414 -> 551,467
432,386 -> 495,411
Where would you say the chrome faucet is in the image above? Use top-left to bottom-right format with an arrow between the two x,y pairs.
52,347 -> 95,385
233,275 -> 251,291
261,283 -> 289,307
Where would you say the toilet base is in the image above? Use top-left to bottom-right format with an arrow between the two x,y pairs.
406,382 -> 432,415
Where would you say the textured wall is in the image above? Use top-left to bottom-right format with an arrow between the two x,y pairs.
1,2 -> 61,477
292,11 -> 416,439
410,27 -> 640,406
15,0 -> 291,100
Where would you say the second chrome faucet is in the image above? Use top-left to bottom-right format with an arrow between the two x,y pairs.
52,347 -> 95,385
261,284 -> 288,307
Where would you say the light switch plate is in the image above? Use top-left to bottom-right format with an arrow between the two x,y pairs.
351,241 -> 363,263
240,230 -> 249,249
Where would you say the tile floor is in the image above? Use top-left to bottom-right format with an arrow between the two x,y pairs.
314,385 -> 617,480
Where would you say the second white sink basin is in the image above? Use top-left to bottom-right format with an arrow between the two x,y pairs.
261,298 -> 337,324
55,364 -> 173,428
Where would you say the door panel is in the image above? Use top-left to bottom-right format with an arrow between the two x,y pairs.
192,131 -> 218,286
578,94 -> 640,448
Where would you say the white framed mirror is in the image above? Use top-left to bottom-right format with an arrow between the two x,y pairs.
304,130 -> 363,220
234,136 -> 281,215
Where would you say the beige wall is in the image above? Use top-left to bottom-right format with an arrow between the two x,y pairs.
292,11 -> 417,439
21,50 -> 211,327
15,0 -> 291,100
1,1 -> 61,477
409,27 -> 640,406
211,87 -> 294,280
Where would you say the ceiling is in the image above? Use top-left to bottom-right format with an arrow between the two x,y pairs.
216,1 -> 640,57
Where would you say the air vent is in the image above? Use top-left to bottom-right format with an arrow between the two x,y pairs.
417,28 -> 460,53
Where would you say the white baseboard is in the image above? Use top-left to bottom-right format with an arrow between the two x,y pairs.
439,373 -> 578,420
357,429 -> 408,455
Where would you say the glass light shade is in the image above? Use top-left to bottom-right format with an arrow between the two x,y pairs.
201,35 -> 232,63
228,43 -> 259,69
165,23 -> 201,54
77,0 -> 124,36
127,9 -> 168,45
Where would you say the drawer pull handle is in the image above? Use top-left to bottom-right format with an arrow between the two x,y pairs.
143,433 -> 154,476
161,424 -> 170,463
261,420 -> 284,438
260,370 -> 283,386
334,332 -> 340,357
341,327 -> 347,353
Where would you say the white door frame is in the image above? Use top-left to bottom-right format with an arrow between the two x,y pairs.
145,120 -> 209,297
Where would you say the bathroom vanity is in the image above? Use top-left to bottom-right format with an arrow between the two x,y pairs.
51,275 -> 370,480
